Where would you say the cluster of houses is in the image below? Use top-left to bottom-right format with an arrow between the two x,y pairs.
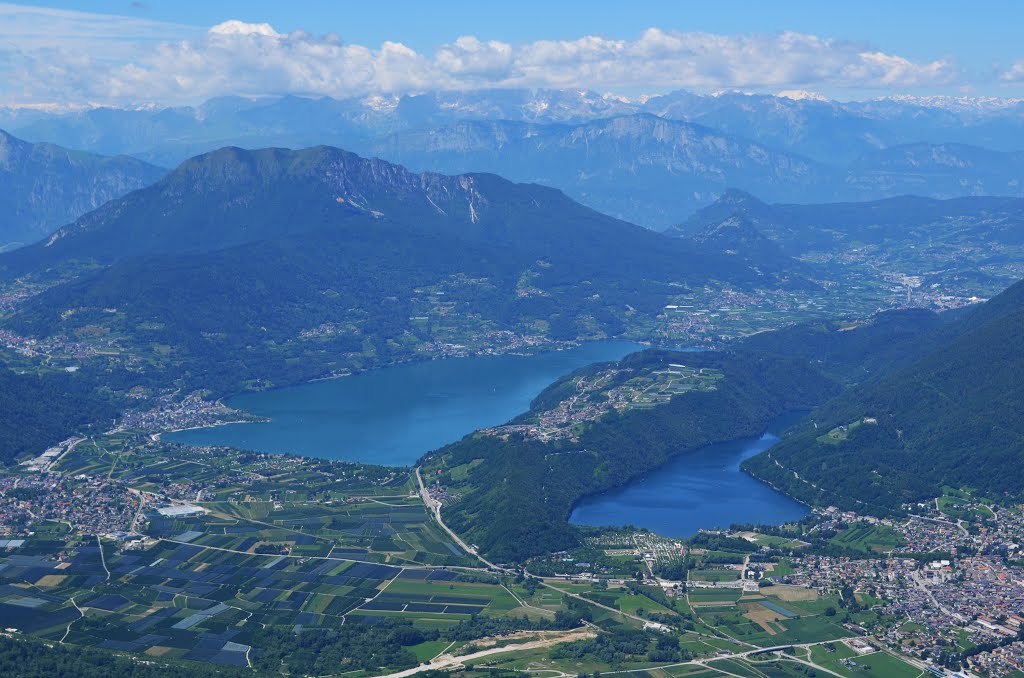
117,392 -> 243,433
0,326 -> 96,359
0,472 -> 139,536
783,502 -> 1024,677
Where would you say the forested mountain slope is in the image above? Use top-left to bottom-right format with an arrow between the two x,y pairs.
425,350 -> 838,562
1,145 -> 799,393
745,279 -> 1024,512
427,283 -> 1024,560
0,364 -> 120,465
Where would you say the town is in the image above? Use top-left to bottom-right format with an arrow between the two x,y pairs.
483,363 -> 723,441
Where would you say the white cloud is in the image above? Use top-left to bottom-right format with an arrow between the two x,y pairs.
1000,60 -> 1024,83
0,4 -> 963,106
208,20 -> 279,38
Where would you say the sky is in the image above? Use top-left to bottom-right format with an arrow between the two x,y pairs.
2,0 -> 1023,107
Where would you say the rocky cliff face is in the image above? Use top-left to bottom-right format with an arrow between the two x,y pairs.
0,129 -> 165,248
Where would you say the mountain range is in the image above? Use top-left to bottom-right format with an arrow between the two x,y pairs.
2,111 -> 1024,565
1,145 -> 786,393
669,189 -> 1024,255
7,90 -> 1024,164
0,130 -> 164,250
3,89 -> 1024,229
367,114 -> 829,226
667,189 -> 1024,297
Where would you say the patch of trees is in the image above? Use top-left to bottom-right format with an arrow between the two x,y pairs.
444,603 -> 588,641
249,620 -> 436,674
0,363 -> 120,465
653,558 -> 692,581
551,628 -> 653,665
688,532 -> 758,553
0,635 -> 243,678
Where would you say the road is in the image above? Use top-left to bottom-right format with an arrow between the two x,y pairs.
407,469 -> 925,678
416,466 -> 660,629
374,636 -> 868,678
415,466 -> 500,569
911,571 -> 965,624
126,488 -> 153,535
96,534 -> 111,580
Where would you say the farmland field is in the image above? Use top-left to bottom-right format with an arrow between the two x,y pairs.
0,437 -> 533,672
828,522 -> 905,554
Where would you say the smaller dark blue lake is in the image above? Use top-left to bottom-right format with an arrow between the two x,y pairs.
569,413 -> 809,537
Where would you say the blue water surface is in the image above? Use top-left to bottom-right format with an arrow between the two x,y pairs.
569,413 -> 809,537
167,341 -> 642,465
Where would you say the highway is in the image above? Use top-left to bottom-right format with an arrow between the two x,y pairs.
416,466 -> 500,569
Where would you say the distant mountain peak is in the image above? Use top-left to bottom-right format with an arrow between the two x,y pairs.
776,90 -> 830,102
713,188 -> 769,208
664,188 -> 776,239
681,208 -> 811,284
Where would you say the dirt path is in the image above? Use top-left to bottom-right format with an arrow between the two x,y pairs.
373,629 -> 596,678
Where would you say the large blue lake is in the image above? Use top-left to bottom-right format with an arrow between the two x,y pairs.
569,412 -> 809,537
167,341 -> 641,466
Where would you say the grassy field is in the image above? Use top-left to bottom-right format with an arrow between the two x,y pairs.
692,591 -> 852,648
736,532 -> 809,549
810,643 -> 925,678
689,569 -> 741,582
937,487 -> 996,522
614,591 -> 676,615
347,577 -> 524,624
688,588 -> 742,603
829,522 -> 905,554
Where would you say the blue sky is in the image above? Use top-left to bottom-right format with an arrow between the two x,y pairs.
2,1 -> 1022,106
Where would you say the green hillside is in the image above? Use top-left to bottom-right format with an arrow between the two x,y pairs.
0,364 -> 120,464
424,349 -> 838,562
745,279 -> 1024,513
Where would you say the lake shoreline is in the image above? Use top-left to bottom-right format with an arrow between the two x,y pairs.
568,411 -> 811,538
164,340 -> 646,465
154,417 -> 263,442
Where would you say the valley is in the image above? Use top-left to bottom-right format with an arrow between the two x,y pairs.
2,420 -> 1017,678
2,16 -> 1024,674
1,141 -> 1024,676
